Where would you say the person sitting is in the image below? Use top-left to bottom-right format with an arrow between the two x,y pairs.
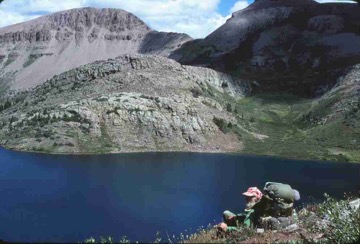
217,187 -> 263,234
217,183 -> 300,234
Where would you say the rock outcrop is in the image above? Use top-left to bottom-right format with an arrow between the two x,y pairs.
0,54 -> 249,154
170,0 -> 360,96
0,7 -> 192,91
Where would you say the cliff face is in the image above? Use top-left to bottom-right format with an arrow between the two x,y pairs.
0,8 -> 192,91
170,0 -> 360,96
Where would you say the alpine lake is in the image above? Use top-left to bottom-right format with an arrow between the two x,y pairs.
0,147 -> 359,242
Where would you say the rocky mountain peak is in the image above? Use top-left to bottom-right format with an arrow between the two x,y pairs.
0,7 -> 151,45
49,7 -> 149,30
0,7 -> 192,91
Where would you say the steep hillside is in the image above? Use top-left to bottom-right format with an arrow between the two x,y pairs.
0,7 -> 191,91
0,54 -> 249,154
170,0 -> 360,96
295,64 -> 360,160
1,54 -> 359,162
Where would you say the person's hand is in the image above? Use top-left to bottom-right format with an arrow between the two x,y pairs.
217,222 -> 228,232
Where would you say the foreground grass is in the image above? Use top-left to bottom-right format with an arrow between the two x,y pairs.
82,195 -> 360,244
185,195 -> 360,244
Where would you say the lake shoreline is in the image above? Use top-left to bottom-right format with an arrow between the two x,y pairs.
1,145 -> 358,164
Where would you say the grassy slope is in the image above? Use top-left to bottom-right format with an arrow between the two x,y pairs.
203,84 -> 360,163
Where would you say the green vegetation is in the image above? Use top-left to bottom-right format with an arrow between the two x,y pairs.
3,53 -> 19,67
83,231 -> 164,244
75,122 -> 115,154
190,88 -> 203,98
84,236 -> 130,243
183,224 -> 256,243
23,54 -> 40,68
202,83 -> 360,163
0,79 -> 11,98
0,100 -> 12,112
80,196 -> 360,243
310,194 -> 360,244
184,195 -> 360,243
0,60 -> 359,162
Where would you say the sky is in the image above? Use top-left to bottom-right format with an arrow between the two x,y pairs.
0,0 -> 357,39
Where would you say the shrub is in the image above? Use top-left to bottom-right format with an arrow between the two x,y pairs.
43,130 -> 52,138
65,142 -> 75,147
0,100 -> 12,111
35,129 -> 42,138
84,236 -> 130,243
191,88 -> 202,98
213,117 -> 233,134
9,116 -> 18,124
226,103 -> 233,112
313,194 -> 360,243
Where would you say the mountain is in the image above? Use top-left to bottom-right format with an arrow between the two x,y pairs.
0,7 -> 191,91
0,4 -> 360,162
170,0 -> 360,96
0,54 -> 249,153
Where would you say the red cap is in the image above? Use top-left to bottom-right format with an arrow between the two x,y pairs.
242,187 -> 263,201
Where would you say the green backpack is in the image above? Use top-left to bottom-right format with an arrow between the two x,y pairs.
262,182 -> 296,217
264,182 -> 296,202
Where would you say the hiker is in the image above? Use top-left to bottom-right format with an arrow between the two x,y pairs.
217,187 -> 263,233
217,183 -> 300,233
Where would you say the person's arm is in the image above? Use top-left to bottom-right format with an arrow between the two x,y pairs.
225,210 -> 255,231
226,226 -> 241,232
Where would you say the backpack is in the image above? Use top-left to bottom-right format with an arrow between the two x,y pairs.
263,182 -> 296,202
262,182 -> 296,217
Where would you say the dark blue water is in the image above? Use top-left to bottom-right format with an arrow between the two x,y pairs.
0,147 -> 359,243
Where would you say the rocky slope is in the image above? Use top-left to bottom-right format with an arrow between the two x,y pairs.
170,0 -> 360,96
0,7 -> 192,91
0,54 -> 249,153
0,4 -> 359,161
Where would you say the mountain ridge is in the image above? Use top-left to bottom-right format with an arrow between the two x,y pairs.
170,0 -> 360,97
0,7 -> 192,91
